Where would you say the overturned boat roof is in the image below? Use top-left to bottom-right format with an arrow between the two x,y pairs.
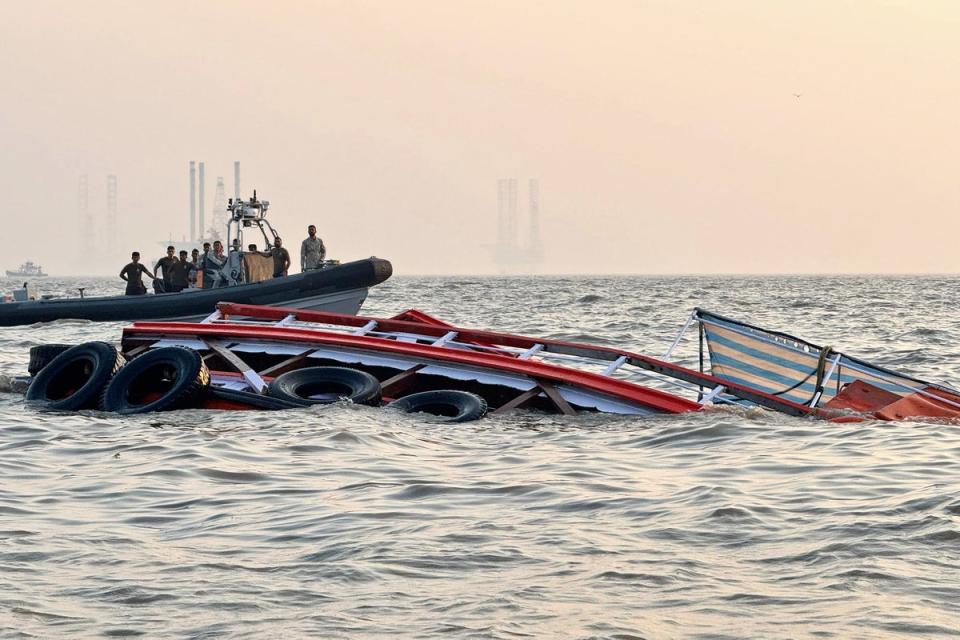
119,303 -> 960,422
118,303 -> 753,416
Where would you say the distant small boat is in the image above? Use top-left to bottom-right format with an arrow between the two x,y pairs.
6,261 -> 47,277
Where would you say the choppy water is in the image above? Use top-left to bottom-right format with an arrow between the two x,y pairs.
2,275 -> 960,639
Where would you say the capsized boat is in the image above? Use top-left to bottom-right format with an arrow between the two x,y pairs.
119,302 -> 704,415
111,304 -> 960,421
683,308 -> 960,421
5,261 -> 47,277
0,258 -> 392,326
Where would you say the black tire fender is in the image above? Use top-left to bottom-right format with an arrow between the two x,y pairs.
388,389 -> 488,423
267,366 -> 381,406
207,386 -> 304,410
100,347 -> 209,414
25,342 -> 125,411
28,344 -> 74,377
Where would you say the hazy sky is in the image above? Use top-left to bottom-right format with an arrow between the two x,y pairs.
1,1 -> 958,275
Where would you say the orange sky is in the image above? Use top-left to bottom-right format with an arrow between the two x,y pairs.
1,1 -> 958,274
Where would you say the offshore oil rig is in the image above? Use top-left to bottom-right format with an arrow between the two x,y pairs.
493,178 -> 544,273
162,160 -> 245,251
75,162 -> 252,272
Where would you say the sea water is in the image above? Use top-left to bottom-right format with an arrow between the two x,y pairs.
1,275 -> 959,639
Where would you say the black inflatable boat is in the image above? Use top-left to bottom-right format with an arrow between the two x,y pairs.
0,257 -> 392,326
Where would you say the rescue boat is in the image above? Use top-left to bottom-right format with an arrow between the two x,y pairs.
0,258 -> 392,326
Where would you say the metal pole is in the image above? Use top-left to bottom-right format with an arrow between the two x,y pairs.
233,161 -> 240,201
528,178 -> 542,269
189,161 -> 196,243
507,178 -> 518,249
198,162 -> 205,242
698,321 -> 705,400
663,309 -> 696,359
78,175 -> 91,255
106,175 -> 117,254
810,353 -> 842,407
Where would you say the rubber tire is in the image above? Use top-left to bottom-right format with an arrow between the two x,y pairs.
207,386 -> 304,410
388,389 -> 488,423
100,347 -> 209,414
28,344 -> 74,377
267,366 -> 381,406
25,342 -> 125,411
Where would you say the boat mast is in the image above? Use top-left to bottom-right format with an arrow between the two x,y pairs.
226,190 -> 279,251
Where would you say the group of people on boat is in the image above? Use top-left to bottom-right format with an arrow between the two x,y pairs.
119,225 -> 326,295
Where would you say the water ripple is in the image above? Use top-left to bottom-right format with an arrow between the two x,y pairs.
2,275 -> 960,637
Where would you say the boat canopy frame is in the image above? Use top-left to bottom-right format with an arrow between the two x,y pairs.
118,303 -> 960,421
122,303 -> 826,417
225,190 -> 280,252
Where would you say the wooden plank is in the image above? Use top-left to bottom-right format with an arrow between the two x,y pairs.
258,350 -> 315,377
537,379 -> 576,415
353,320 -> 377,335
380,364 -> 425,395
602,355 -> 628,376
120,337 -> 155,350
518,343 -> 544,360
201,341 -> 233,362
204,339 -> 266,393
124,344 -> 153,358
491,386 -> 542,414
698,385 -> 726,405
432,331 -> 458,347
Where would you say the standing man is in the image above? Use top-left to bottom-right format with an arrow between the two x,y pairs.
300,225 -> 326,272
199,242 -> 213,289
119,252 -> 156,296
205,240 -> 227,288
188,248 -> 201,288
167,250 -> 195,292
271,237 -> 291,278
154,246 -> 179,292
225,239 -> 245,286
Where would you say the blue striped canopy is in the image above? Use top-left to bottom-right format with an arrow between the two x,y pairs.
695,309 -> 944,407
